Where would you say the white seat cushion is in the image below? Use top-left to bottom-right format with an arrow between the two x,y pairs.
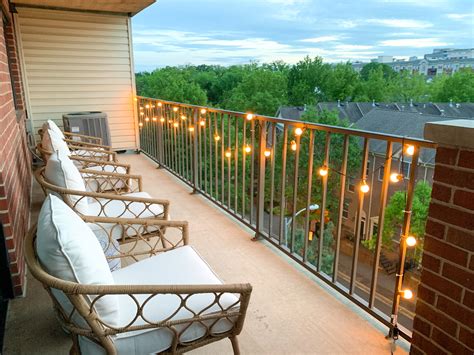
78,246 -> 239,354
87,192 -> 164,241
45,151 -> 89,215
83,165 -> 128,193
37,195 -> 119,328
43,120 -> 65,139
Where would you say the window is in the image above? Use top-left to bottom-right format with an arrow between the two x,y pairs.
348,177 -> 355,193
342,198 -> 350,219
366,161 -> 370,177
401,161 -> 410,178
378,165 -> 385,181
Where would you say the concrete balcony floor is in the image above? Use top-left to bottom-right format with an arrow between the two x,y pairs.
5,153 -> 409,354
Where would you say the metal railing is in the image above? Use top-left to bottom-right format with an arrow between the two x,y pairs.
136,96 -> 436,340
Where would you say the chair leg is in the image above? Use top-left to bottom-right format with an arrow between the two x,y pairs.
230,336 -> 240,355
70,334 -> 80,355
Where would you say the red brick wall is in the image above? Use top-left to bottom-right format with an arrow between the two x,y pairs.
411,146 -> 474,354
0,1 -> 32,297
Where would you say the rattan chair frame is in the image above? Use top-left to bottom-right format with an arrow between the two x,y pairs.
25,218 -> 252,354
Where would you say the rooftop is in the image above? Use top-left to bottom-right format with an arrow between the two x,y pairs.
4,153 -> 409,354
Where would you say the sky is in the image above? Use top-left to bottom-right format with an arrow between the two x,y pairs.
131,0 -> 474,72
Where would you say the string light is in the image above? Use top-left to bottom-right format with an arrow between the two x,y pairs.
199,120 -> 206,127
138,122 -> 143,128
294,127 -> 303,136
145,117 -> 150,122
405,145 -> 415,156
173,122 -> 179,128
145,104 -> 150,109
406,236 -> 417,247
290,140 -> 297,151
246,113 -> 254,121
134,97 -> 138,101
189,127 -> 195,132
264,149 -> 271,157
214,134 -> 221,141
225,149 -> 232,158
140,112 -> 144,116
151,105 -> 155,108
139,106 -> 144,111
160,117 -> 165,123
244,145 -> 251,153
390,173 -> 403,183
401,289 -> 413,300
152,117 -> 157,122
157,102 -> 162,107
319,166 -> 328,177
173,107 -> 178,112
181,115 -> 187,120
360,181 -> 370,193
200,108 -> 207,114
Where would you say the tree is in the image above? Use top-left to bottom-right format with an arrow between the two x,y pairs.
430,68 -> 474,102
287,56 -> 331,105
223,69 -> 288,116
363,181 -> 432,264
392,71 -> 429,102
325,62 -> 360,101
135,67 -> 207,105
355,66 -> 395,102
359,62 -> 396,81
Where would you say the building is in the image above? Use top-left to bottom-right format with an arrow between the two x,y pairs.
352,48 -> 474,77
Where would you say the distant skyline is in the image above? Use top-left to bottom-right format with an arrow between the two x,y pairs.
132,0 -> 474,72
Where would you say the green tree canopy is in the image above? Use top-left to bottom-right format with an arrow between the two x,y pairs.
430,68 -> 474,102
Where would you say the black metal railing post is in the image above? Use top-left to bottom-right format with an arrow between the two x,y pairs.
255,120 -> 267,240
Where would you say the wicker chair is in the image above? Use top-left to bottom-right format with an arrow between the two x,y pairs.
25,198 -> 252,354
35,166 -> 169,220
39,119 -> 112,150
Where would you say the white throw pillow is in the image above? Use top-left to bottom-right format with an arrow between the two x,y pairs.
48,129 -> 71,155
44,120 -> 65,139
36,195 -> 119,327
44,151 -> 89,215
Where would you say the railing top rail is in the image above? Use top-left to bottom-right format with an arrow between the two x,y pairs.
137,96 -> 437,149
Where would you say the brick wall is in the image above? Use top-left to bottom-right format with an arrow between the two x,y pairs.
411,144 -> 474,354
0,1 -> 32,297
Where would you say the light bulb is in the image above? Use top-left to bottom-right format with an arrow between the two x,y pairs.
139,106 -> 144,111
319,166 -> 328,177
145,117 -> 150,122
173,122 -> 179,128
189,127 -> 195,132
290,140 -> 297,151
246,113 -> 254,121
134,97 -> 138,101
152,117 -> 157,122
264,149 -> 271,157
199,120 -> 206,127
390,173 -> 403,183
181,115 -> 187,120
200,108 -> 207,114
225,149 -> 232,158
401,289 -> 413,300
157,102 -> 162,107
244,145 -> 251,153
140,112 -> 144,116
173,107 -> 178,112
406,236 -> 417,247
145,104 -> 150,109
138,122 -> 143,127
160,117 -> 165,123
295,127 -> 303,136
360,182 -> 370,193
151,105 -> 155,108
214,135 -> 220,141
406,145 -> 415,156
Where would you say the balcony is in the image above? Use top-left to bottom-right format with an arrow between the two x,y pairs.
5,151 -> 412,354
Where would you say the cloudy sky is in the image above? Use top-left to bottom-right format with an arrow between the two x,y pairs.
132,0 -> 474,71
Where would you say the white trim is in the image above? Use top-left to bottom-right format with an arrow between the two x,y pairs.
127,17 -> 139,151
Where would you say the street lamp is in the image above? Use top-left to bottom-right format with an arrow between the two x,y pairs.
285,204 -> 320,239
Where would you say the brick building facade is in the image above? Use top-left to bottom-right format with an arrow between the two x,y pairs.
0,0 -> 31,297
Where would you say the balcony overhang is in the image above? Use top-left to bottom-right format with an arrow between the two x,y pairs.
10,0 -> 156,16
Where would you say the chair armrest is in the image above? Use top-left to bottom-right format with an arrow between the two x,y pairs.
68,145 -> 117,162
64,132 -> 102,145
64,138 -> 111,150
79,169 -> 142,193
70,157 -> 131,174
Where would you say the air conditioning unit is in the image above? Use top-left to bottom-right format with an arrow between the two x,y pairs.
62,111 -> 111,147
